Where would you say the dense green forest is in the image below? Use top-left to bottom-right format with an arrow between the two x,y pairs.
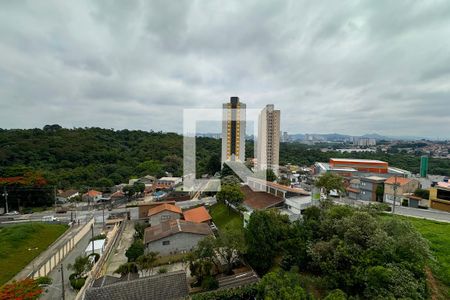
0,126 -> 449,191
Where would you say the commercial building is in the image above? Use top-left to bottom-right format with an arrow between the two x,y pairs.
314,158 -> 410,179
257,104 -> 280,174
429,181 -> 450,212
330,158 -> 388,174
222,97 -> 246,166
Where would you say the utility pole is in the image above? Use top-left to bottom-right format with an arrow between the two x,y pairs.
102,202 -> 105,225
91,223 -> 95,255
60,264 -> 65,300
392,175 -> 398,214
54,186 -> 57,213
2,186 -> 9,214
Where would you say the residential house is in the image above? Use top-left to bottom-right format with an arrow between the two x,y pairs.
348,176 -> 386,202
157,177 -> 182,188
144,219 -> 213,255
429,181 -> 450,212
183,206 -> 212,224
83,190 -> 103,203
147,203 -> 182,226
384,177 -> 420,205
85,271 -> 189,300
56,189 -> 79,203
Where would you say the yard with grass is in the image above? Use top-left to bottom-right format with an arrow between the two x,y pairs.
382,215 -> 450,297
0,223 -> 68,285
209,202 -> 243,232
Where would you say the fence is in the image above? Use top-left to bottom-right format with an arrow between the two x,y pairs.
31,218 -> 95,279
75,220 -> 126,300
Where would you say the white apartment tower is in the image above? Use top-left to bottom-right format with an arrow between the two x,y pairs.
257,104 -> 280,174
221,97 -> 246,166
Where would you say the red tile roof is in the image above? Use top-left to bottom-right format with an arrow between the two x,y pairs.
85,190 -> 102,197
384,177 -> 413,186
183,206 -> 212,223
147,203 -> 182,217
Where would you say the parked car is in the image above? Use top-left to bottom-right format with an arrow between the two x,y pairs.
5,210 -> 19,216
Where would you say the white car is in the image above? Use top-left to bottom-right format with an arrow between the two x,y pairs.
42,216 -> 58,222
5,210 -> 19,216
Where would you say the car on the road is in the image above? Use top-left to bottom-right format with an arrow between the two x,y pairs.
42,216 -> 59,222
5,210 -> 19,216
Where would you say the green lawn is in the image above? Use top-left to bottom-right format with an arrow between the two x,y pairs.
0,223 -> 68,285
209,202 -> 243,232
382,215 -> 450,295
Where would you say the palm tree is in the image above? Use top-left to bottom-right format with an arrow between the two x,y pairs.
114,262 -> 138,277
136,252 -> 158,276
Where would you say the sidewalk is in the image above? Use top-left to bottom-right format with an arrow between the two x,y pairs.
41,224 -> 102,300
11,218 -> 92,282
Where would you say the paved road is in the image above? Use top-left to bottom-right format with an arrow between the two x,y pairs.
42,224 -> 102,300
335,198 -> 450,223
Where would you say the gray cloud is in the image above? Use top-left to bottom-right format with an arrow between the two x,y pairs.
0,0 -> 449,138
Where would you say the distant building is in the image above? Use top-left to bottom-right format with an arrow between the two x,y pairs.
384,177 -> 420,205
257,104 -> 280,174
347,176 -> 386,201
144,220 -> 213,255
221,97 -> 246,166
157,177 -> 182,188
420,155 -> 429,178
429,181 -> 450,212
56,189 -> 79,203
281,131 -> 290,142
83,190 -> 103,203
353,137 -> 376,147
330,158 -> 388,174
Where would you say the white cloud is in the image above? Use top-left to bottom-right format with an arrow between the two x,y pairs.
0,0 -> 449,138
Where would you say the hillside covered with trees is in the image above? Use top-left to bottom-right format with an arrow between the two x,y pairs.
0,126 -> 449,191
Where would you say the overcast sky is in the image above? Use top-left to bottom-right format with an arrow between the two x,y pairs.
1,1 -> 450,138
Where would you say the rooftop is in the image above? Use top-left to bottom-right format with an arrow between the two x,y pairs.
58,189 -> 78,198
85,190 -> 102,197
330,158 -> 388,164
147,203 -> 182,217
144,219 -> 212,244
183,206 -> 212,223
85,271 -> 189,300
241,185 -> 284,210
385,177 -> 414,186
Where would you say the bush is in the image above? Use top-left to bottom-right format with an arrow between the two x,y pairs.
89,234 -> 106,241
35,276 -> 52,285
192,284 -> 258,300
70,277 -> 86,290
324,289 -> 347,299
157,267 -> 168,274
201,276 -> 219,291
125,241 -> 144,262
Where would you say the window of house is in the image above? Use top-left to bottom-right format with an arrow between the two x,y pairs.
162,240 -> 170,246
161,215 -> 171,221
